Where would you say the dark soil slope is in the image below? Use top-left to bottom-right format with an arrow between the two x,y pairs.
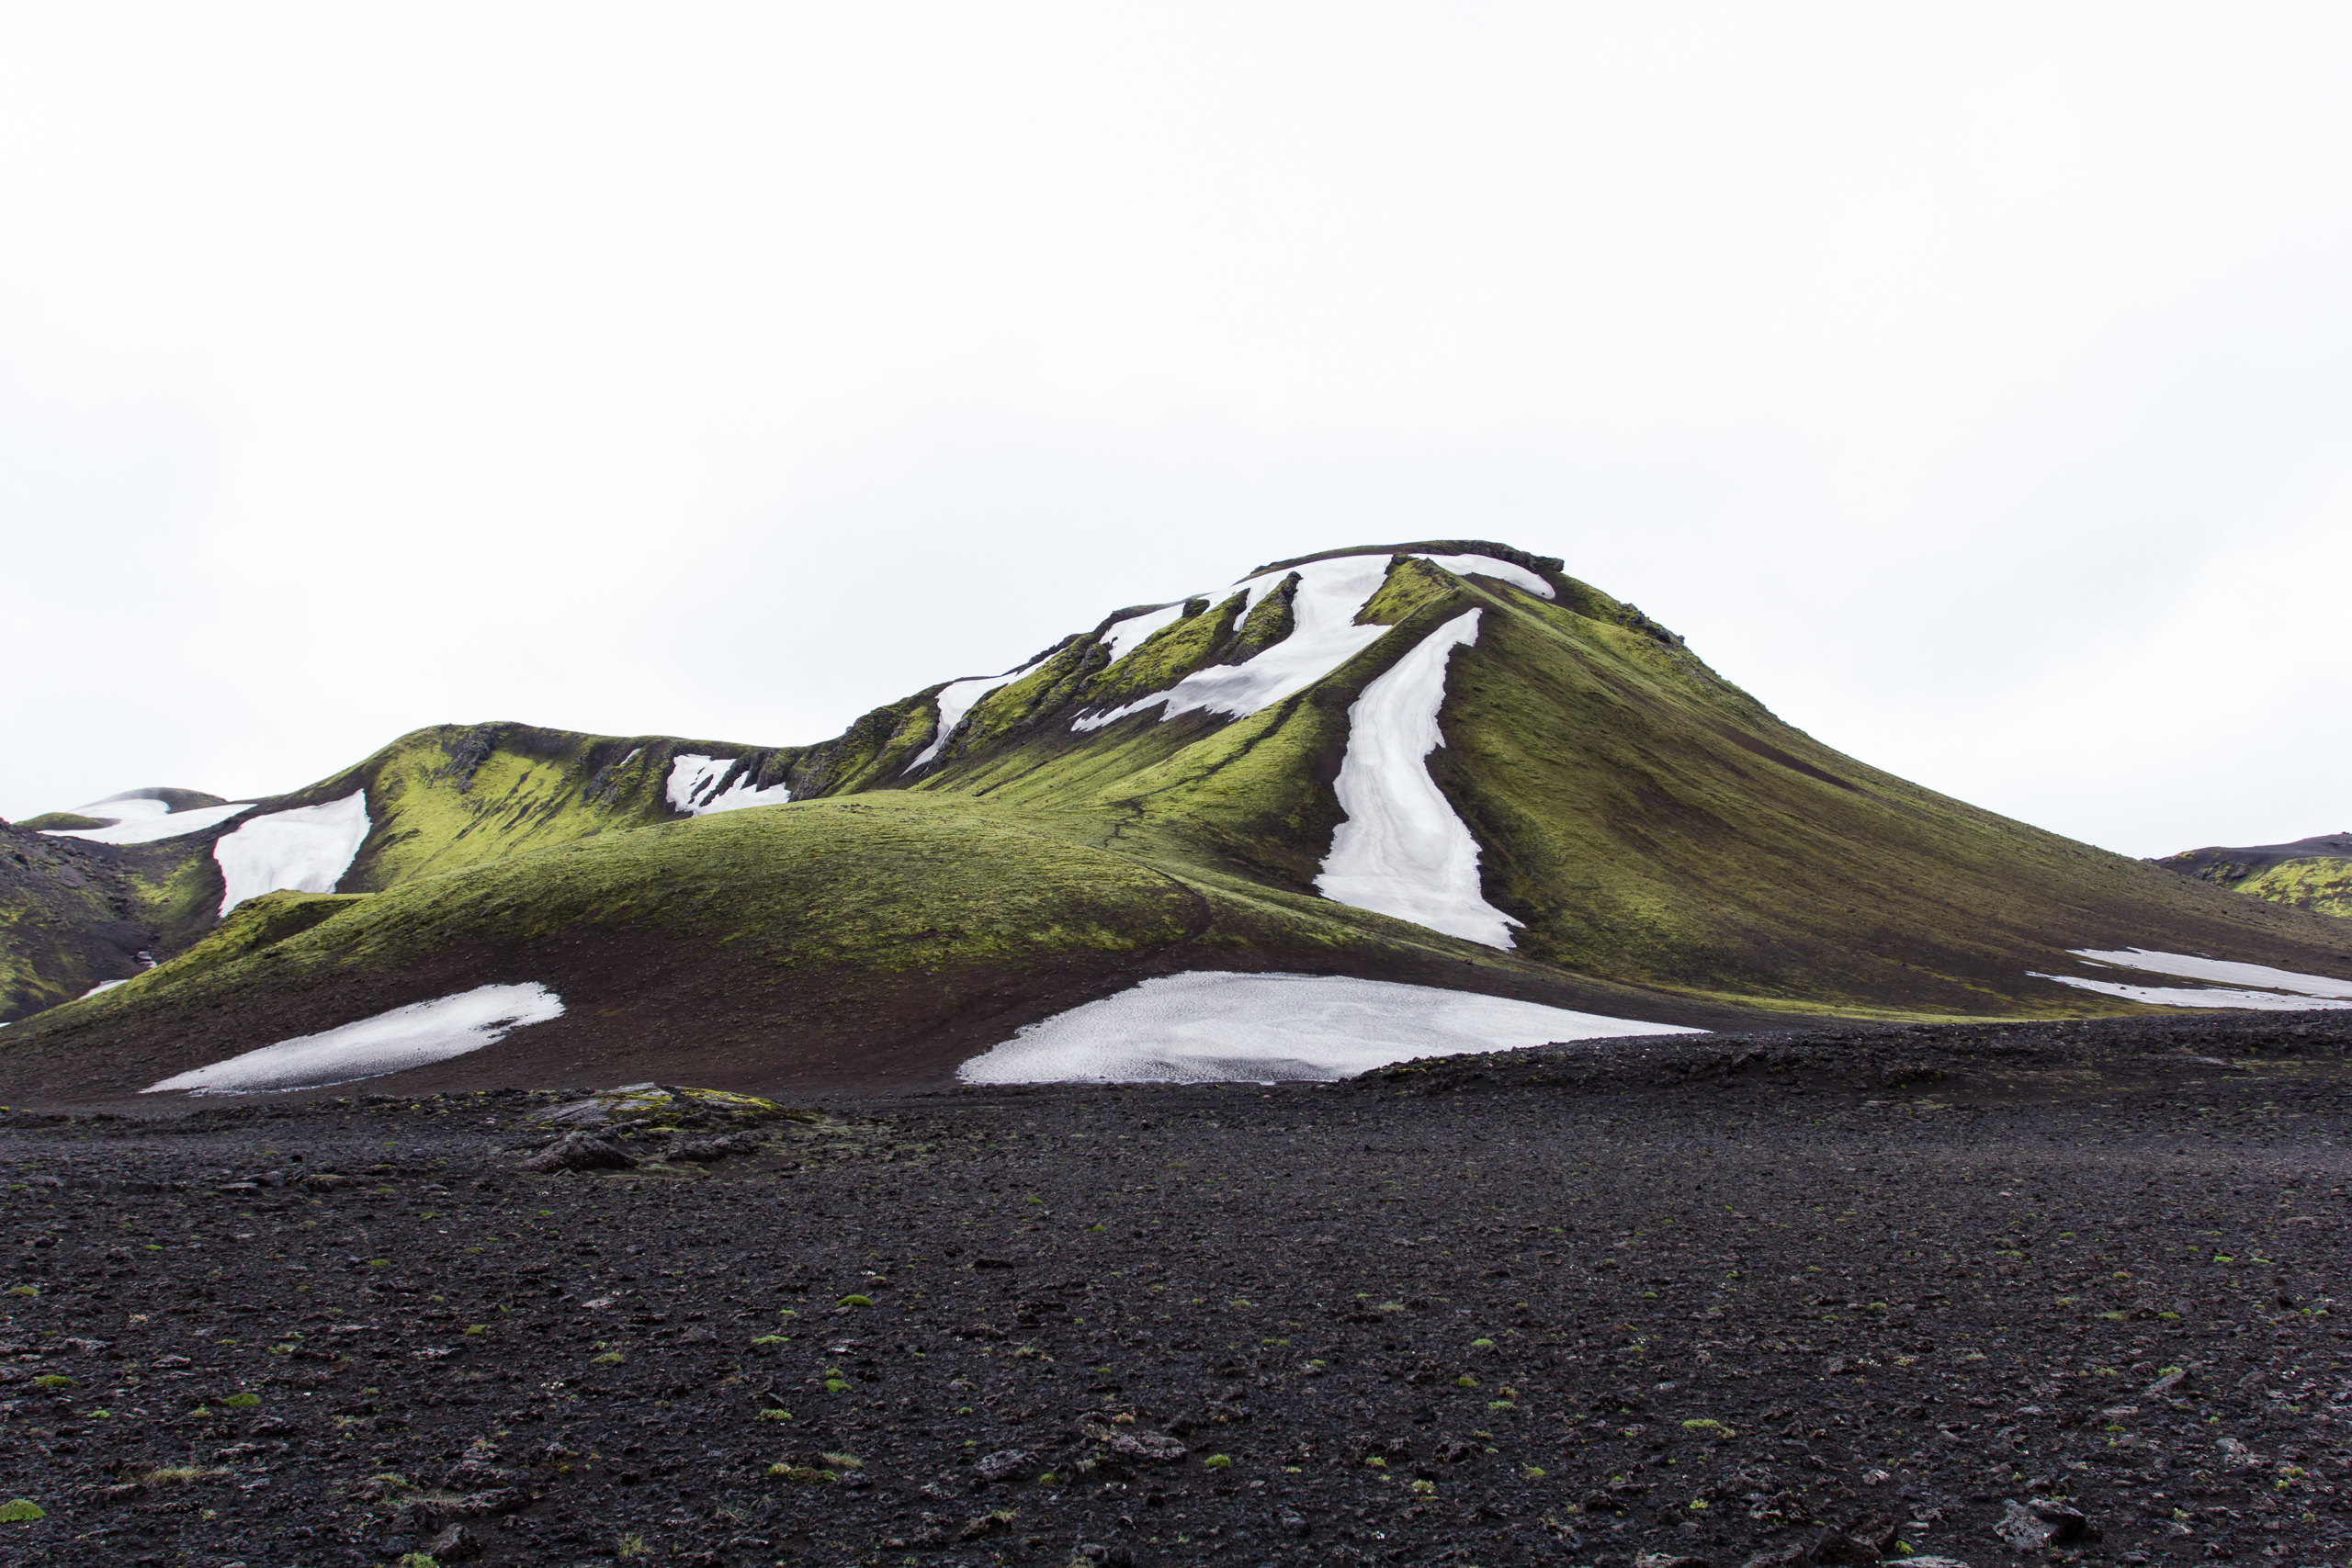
3,1009 -> 2349,1565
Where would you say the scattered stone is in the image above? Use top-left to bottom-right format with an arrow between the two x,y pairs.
1080,1420 -> 1186,1462
1811,1527 -> 1882,1563
519,1132 -> 637,1174
972,1449 -> 1032,1483
1994,1498 -> 2098,1551
1636,1554 -> 1711,1568
427,1523 -> 483,1562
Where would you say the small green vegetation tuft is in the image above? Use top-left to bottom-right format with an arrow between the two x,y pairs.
0,1499 -> 43,1522
756,1407 -> 792,1422
837,1293 -> 875,1308
30,1375 -> 72,1391
1203,1453 -> 1232,1470
220,1392 -> 260,1409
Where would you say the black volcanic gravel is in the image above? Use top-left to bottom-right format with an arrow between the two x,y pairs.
4,1010 -> 2352,1567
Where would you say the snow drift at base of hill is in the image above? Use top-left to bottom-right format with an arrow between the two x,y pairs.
957,970 -> 1699,1084
142,982 -> 565,1095
2036,947 -> 2352,1010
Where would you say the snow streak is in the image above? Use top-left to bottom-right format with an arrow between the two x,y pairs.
1314,609 -> 1519,949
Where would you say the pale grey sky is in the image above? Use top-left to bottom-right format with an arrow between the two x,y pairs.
4,3 -> 2348,858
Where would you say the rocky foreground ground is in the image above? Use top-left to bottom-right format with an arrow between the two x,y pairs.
3,1009 -> 2350,1568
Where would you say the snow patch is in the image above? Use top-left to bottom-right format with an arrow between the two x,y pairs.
666,754 -> 790,817
2035,947 -> 2352,1010
1413,553 -> 1556,600
44,795 -> 254,844
214,792 -> 371,916
905,650 -> 1057,772
142,981 -> 566,1096
1315,609 -> 1519,948
958,970 -> 1700,1084
2070,947 -> 2352,999
1099,602 -> 1193,664
2033,975 -> 2351,1011
1070,552 -> 1551,734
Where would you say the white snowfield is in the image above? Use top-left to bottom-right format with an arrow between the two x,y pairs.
1315,609 -> 1520,949
214,791 -> 372,916
666,754 -> 791,817
142,981 -> 566,1096
43,793 -> 254,845
1098,602 -> 1195,664
2035,947 -> 2352,1011
904,649 -> 1057,772
957,970 -> 1700,1084
1070,552 -> 1551,733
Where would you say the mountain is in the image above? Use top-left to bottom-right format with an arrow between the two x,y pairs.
2155,832 -> 2352,919
5,540 -> 2349,1104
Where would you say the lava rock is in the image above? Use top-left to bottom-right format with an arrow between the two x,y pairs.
972,1449 -> 1032,1483
520,1132 -> 637,1173
428,1522 -> 484,1561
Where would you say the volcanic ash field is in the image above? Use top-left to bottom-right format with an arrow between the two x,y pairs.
4,1009 -> 2351,1568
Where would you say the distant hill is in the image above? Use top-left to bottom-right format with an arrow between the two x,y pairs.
2155,832 -> 2352,919
5,541 -> 2347,1102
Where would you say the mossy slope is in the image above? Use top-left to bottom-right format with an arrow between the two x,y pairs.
2156,833 -> 2352,920
7,540 -> 2352,1093
0,795 -> 1735,1105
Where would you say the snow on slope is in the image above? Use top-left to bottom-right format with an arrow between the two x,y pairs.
142,981 -> 565,1095
214,791 -> 371,915
904,650 -> 1058,772
666,754 -> 791,817
1315,609 -> 1520,948
2033,947 -> 2352,1010
1100,602 -> 1194,663
2070,947 -> 2352,998
1072,552 -> 1550,733
957,970 -> 1697,1084
43,795 -> 254,844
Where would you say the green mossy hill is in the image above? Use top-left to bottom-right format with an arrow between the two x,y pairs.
12,539 -> 2352,1067
904,546 -> 2352,1020
15,813 -> 109,832
0,821 -> 149,1021
0,794 -> 1721,1105
2233,860 -> 2352,919
0,820 -> 234,1022
2156,834 -> 2352,919
323,722 -> 802,893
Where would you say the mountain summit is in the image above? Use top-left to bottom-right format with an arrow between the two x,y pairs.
6,541 -> 2348,1102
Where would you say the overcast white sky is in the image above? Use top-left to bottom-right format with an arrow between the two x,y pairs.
4,3 -> 2348,857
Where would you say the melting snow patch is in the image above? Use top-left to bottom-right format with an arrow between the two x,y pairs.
1099,602 -> 1194,664
905,649 -> 1057,772
214,792 -> 371,916
142,981 -> 566,1096
958,970 -> 1701,1084
1315,608 -> 1519,948
666,754 -> 790,817
1071,552 -> 1552,734
1412,553 -> 1555,600
2035,947 -> 2352,1010
44,795 -> 254,844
